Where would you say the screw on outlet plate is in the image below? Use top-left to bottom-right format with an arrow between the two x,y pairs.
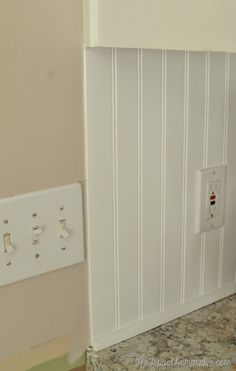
35,253 -> 40,259
6,262 -> 11,266
3,219 -> 8,225
60,206 -> 64,211
32,212 -> 38,218
61,246 -> 66,251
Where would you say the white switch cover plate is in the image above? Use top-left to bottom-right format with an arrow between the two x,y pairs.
195,165 -> 227,234
0,183 -> 85,287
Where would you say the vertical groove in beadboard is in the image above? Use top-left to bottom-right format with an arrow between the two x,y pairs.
200,51 -> 210,296
160,50 -> 167,312
219,227 -> 224,289
203,52 -> 210,171
218,53 -> 230,289
181,51 -> 189,304
138,48 -> 143,320
112,48 -> 120,329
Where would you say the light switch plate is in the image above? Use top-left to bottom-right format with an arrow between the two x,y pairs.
0,183 -> 85,287
195,165 -> 227,234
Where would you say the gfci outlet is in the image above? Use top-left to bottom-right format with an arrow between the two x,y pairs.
0,183 -> 85,287
195,165 -> 227,234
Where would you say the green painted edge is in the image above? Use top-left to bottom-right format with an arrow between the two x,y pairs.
27,352 -> 85,371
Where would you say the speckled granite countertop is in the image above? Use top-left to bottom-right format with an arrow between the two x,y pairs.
87,294 -> 236,371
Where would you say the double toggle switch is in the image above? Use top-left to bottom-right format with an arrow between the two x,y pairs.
32,220 -> 71,245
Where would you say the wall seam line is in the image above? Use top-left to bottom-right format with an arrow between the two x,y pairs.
138,48 -> 143,320
181,51 -> 189,304
112,48 -> 120,329
200,51 -> 210,296
160,50 -> 167,312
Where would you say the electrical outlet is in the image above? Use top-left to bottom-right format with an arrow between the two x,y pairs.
195,165 -> 226,234
0,183 -> 85,287
206,181 -> 220,219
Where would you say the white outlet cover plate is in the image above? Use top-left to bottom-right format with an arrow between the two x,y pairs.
0,183 -> 85,287
195,165 -> 227,234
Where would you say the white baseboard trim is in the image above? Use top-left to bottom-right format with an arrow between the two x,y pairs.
92,282 -> 236,351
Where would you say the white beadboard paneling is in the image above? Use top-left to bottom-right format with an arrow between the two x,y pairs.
86,48 -> 116,337
92,282 -> 236,351
204,53 -> 226,294
116,49 -> 139,327
85,47 -> 236,349
222,54 -> 236,285
164,51 -> 185,310
218,53 -> 230,288
141,50 -> 163,317
207,53 -> 225,167
185,52 -> 205,301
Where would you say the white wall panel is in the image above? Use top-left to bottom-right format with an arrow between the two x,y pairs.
116,49 -> 139,327
85,48 -> 236,348
141,50 -> 163,318
185,52 -> 205,301
86,48 -> 116,337
222,53 -> 236,285
164,51 -> 185,310
204,53 -> 226,294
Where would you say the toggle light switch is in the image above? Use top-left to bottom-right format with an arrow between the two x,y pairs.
3,233 -> 15,255
59,219 -> 70,240
32,226 -> 43,245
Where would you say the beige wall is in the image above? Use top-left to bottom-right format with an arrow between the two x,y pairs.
0,0 -> 84,197
0,336 -> 69,371
0,0 -> 89,361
